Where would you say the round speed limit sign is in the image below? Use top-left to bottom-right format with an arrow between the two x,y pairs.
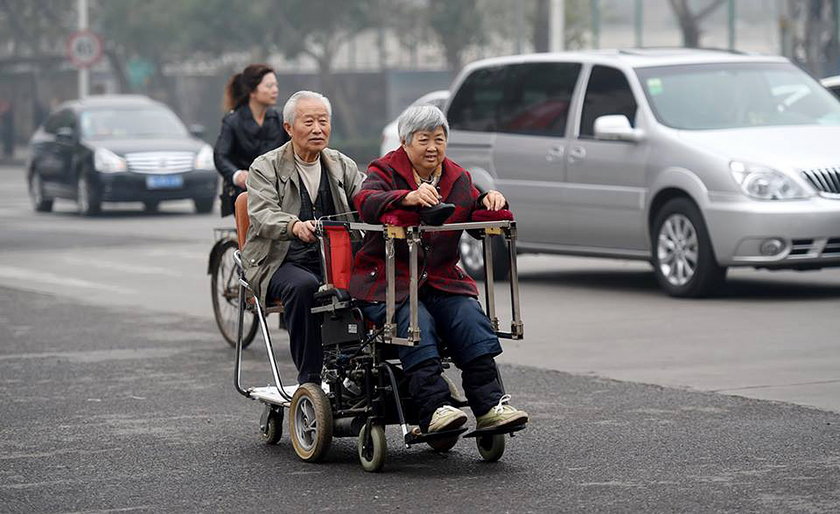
66,30 -> 104,69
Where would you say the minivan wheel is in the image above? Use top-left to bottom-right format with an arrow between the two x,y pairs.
458,231 -> 511,280
77,174 -> 102,216
652,198 -> 726,297
29,171 -> 53,212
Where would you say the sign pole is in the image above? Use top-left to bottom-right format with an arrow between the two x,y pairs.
78,0 -> 89,99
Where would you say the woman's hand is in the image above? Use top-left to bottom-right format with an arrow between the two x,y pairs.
482,190 -> 506,211
291,219 -> 317,243
402,183 -> 440,208
233,170 -> 249,189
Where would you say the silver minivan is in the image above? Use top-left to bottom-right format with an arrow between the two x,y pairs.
446,49 -> 840,297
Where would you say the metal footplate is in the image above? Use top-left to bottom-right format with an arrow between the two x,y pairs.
404,427 -> 469,446
461,423 -> 527,439
247,384 -> 299,408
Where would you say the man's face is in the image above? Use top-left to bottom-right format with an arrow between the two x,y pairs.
284,98 -> 330,158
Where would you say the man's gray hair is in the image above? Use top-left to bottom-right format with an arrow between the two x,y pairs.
398,104 -> 449,144
282,90 -> 332,124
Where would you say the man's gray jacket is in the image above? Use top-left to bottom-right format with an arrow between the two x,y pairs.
242,141 -> 366,305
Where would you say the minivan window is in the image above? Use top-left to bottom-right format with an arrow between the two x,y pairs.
498,62 -> 581,137
448,65 -> 507,132
636,62 -> 840,130
579,66 -> 638,138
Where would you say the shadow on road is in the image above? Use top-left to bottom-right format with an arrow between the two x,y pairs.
518,267 -> 840,300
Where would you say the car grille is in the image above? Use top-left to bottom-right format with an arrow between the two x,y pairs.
801,167 -> 840,196
788,238 -> 840,259
125,151 -> 195,174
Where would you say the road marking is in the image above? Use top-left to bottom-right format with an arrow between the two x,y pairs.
61,255 -> 181,276
0,265 -> 134,294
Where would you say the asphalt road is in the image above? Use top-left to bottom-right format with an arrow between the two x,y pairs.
2,164 -> 840,511
3,286 -> 839,512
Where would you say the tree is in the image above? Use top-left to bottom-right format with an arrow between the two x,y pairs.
531,0 -> 588,52
427,0 -> 485,71
267,0 -> 384,137
668,0 -> 726,48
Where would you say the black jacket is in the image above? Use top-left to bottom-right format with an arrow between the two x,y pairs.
213,104 -> 288,216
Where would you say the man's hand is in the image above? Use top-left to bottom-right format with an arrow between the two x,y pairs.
402,183 -> 440,208
233,170 -> 249,189
291,219 -> 317,243
482,190 -> 506,211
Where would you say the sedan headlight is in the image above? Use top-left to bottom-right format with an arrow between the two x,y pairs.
194,144 -> 214,170
729,161 -> 809,200
94,147 -> 127,173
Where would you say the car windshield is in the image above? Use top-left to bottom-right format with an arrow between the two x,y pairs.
80,107 -> 188,139
636,62 -> 840,130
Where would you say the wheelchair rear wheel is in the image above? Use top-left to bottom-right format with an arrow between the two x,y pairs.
211,239 -> 258,348
289,384 -> 333,462
357,423 -> 387,472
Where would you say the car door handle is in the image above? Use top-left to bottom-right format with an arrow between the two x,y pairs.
567,146 -> 586,162
545,146 -> 565,162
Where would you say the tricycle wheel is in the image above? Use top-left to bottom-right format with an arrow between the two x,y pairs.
476,433 -> 505,462
289,383 -> 333,462
357,423 -> 387,472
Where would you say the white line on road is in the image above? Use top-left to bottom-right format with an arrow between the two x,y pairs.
61,255 -> 182,277
0,265 -> 134,294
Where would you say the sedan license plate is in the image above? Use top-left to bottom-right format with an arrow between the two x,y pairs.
146,174 -> 184,190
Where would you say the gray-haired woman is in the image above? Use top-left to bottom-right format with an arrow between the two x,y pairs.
349,105 -> 528,435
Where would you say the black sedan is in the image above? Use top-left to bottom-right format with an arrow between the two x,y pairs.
27,94 -> 218,215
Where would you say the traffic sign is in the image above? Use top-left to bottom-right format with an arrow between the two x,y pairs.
66,30 -> 103,69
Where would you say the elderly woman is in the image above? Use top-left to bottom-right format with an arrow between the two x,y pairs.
350,105 -> 528,434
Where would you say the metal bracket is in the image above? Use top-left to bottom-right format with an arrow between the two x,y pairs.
385,225 -> 406,239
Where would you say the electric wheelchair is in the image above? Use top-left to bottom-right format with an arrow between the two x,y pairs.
231,193 -> 525,472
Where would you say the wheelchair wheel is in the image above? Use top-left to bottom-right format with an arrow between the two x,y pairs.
211,239 -> 258,348
476,433 -> 505,462
289,383 -> 333,462
357,424 -> 387,472
427,436 -> 458,453
260,407 -> 283,445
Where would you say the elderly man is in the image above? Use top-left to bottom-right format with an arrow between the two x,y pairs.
242,90 -> 366,385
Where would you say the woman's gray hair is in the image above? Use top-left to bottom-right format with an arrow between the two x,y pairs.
282,90 -> 332,124
398,104 -> 449,144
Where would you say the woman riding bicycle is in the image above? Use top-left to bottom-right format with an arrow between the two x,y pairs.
214,63 -> 288,217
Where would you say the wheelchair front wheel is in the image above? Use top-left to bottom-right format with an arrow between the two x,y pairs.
211,239 -> 258,348
476,433 -> 505,462
289,384 -> 333,462
357,423 -> 387,472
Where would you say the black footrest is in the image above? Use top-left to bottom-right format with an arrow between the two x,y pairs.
462,423 -> 526,438
404,427 -> 468,446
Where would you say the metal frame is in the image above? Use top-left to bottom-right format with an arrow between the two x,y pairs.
232,218 -> 525,415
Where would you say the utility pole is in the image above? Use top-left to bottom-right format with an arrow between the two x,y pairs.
728,0 -> 736,50
591,0 -> 601,49
515,1 -> 525,54
78,0 -> 89,99
635,0 -> 643,47
549,0 -> 565,52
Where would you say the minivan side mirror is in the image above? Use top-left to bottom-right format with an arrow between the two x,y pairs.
594,115 -> 643,142
56,126 -> 75,144
188,124 -> 206,139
